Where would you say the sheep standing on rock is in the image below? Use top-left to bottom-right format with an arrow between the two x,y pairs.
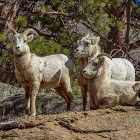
83,54 -> 140,109
74,34 -> 135,110
75,34 -> 101,110
7,29 -> 74,116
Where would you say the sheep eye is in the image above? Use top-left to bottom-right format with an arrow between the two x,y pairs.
84,42 -> 88,46
24,40 -> 27,43
93,62 -> 98,66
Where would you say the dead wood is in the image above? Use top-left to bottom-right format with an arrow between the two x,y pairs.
58,120 -> 123,133
0,121 -> 43,131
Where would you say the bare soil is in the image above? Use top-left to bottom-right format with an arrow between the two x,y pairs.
0,105 -> 140,140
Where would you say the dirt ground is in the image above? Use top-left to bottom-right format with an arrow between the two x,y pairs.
0,105 -> 140,140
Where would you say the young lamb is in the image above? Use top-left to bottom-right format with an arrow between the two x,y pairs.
83,54 -> 140,109
74,34 -> 135,110
7,29 -> 74,116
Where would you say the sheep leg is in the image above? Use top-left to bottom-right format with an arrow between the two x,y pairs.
55,87 -> 73,111
81,87 -> 87,111
128,95 -> 140,106
64,86 -> 73,111
23,85 -> 30,115
66,91 -> 73,111
89,93 -> 98,110
30,82 -> 40,116
99,95 -> 119,109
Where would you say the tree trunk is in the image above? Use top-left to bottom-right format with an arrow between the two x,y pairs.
0,2 -> 19,33
105,0 -> 131,57
0,1 -> 21,84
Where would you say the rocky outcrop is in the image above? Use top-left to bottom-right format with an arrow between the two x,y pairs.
0,83 -> 24,102
0,83 -> 84,121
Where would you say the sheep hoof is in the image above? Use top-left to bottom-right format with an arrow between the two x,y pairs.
30,114 -> 36,117
23,114 -> 29,118
90,106 -> 97,110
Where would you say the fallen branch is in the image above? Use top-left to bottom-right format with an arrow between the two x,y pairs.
0,121 -> 43,131
58,120 -> 123,133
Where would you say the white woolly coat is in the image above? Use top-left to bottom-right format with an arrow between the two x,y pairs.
15,53 -> 73,89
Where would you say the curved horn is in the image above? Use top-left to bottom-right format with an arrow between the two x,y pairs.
97,53 -> 112,60
84,39 -> 91,44
23,29 -> 39,37
7,29 -> 17,35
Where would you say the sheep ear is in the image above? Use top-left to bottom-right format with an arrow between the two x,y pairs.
27,34 -> 34,42
96,36 -> 100,44
7,29 -> 17,42
100,57 -> 105,64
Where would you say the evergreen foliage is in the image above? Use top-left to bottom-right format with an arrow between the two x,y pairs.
28,37 -> 69,56
0,33 -> 9,43
43,0 -> 123,36
132,2 -> 140,17
0,0 -> 140,88
15,15 -> 27,28
0,33 -> 13,70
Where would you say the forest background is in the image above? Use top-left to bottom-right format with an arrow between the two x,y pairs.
0,0 -> 140,97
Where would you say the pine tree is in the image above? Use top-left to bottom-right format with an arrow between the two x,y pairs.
0,0 -> 140,84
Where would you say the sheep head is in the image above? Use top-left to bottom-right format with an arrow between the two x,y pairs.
83,53 -> 112,78
75,34 -> 100,58
7,29 -> 39,55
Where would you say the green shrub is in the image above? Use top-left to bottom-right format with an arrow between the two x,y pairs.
28,36 -> 69,56
15,16 -> 27,28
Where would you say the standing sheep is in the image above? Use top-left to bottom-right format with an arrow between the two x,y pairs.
74,34 -> 135,110
7,29 -> 74,116
83,54 -> 140,109
75,34 -> 101,110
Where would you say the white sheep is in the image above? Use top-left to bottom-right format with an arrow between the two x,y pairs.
74,34 -> 135,110
75,34 -> 101,58
83,54 -> 140,109
7,29 -> 74,116
74,34 -> 101,110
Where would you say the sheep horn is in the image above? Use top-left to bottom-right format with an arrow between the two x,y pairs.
7,29 -> 17,35
85,33 -> 90,38
23,29 -> 39,37
84,39 -> 91,44
97,53 -> 112,60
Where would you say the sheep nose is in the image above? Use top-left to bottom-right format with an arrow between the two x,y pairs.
83,70 -> 87,74
16,46 -> 20,49
75,49 -> 80,53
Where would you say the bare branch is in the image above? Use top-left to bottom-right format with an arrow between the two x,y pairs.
0,43 -> 13,54
130,23 -> 140,30
133,0 -> 137,4
59,16 -> 73,42
25,11 -> 74,18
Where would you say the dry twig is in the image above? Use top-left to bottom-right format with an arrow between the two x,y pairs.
58,120 -> 123,133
